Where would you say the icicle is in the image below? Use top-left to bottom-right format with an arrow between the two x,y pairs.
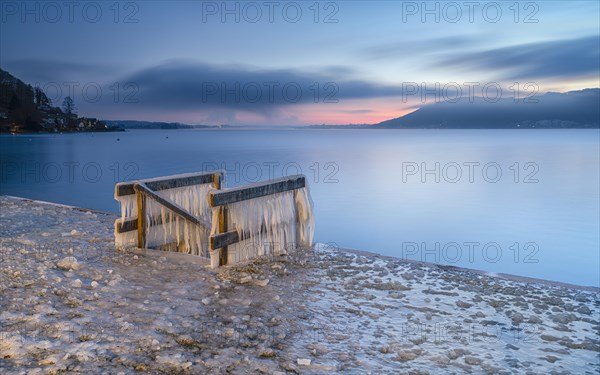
114,184 -> 137,221
114,185 -> 138,249
156,183 -> 213,222
295,187 -> 315,248
210,184 -> 314,266
114,218 -> 137,249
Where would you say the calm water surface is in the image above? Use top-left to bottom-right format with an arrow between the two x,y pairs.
1,129 -> 598,286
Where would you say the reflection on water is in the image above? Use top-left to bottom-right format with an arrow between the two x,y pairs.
1,129 -> 598,286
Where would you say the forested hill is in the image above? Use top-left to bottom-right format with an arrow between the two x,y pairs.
0,68 -> 115,133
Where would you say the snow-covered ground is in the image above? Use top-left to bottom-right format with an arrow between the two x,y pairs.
1,196 -> 598,374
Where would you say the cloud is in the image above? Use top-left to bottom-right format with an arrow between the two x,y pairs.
436,35 -> 600,80
116,60 -> 406,113
0,59 -> 116,83
339,109 -> 375,114
362,35 -> 486,60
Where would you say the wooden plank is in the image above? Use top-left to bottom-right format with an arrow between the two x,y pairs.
117,218 -> 138,233
134,183 -> 212,230
210,230 -> 240,250
209,225 -> 278,250
209,175 -> 305,207
116,171 -> 221,197
117,213 -> 192,234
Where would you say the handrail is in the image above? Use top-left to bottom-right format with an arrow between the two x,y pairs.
133,183 -> 212,230
116,171 -> 221,197
115,173 -> 309,267
209,175 -> 305,207
209,175 -> 307,252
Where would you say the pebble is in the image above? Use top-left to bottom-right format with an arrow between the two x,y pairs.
297,358 -> 312,366
176,335 -> 195,346
255,278 -> 270,287
397,351 -> 417,361
224,328 -> 235,337
528,315 -> 543,324
259,349 -> 276,357
511,312 -> 524,324
577,305 -> 591,315
39,356 -> 58,365
57,256 -> 80,271
70,279 -> 82,288
465,356 -> 482,365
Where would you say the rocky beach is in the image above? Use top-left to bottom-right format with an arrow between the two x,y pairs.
1,196 -> 598,374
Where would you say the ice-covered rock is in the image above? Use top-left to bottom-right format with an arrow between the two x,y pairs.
57,256 -> 80,270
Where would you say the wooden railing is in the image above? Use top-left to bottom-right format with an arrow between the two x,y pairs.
208,175 -> 306,266
114,171 -> 222,252
133,182 -> 213,247
115,172 -> 311,267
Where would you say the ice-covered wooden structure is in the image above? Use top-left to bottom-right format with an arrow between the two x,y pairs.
114,171 -> 314,267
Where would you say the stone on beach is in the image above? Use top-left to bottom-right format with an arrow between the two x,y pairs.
57,256 -> 80,270
297,358 -> 311,366
254,278 -> 270,287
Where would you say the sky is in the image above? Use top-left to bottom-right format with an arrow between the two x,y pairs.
1,0 -> 599,125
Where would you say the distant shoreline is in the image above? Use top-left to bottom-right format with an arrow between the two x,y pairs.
0,129 -> 124,135
2,127 -> 600,134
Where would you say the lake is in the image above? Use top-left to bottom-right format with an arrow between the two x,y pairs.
1,129 -> 598,286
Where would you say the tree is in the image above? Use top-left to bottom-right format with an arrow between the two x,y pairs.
62,96 -> 76,117
9,94 -> 21,110
34,87 -> 50,107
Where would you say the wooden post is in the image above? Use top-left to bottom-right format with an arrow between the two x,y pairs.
212,172 -> 221,190
219,206 -> 228,265
293,189 -> 299,255
136,190 -> 146,248
210,172 -> 228,266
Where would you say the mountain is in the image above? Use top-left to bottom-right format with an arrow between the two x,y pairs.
0,68 -> 117,133
373,89 -> 600,129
